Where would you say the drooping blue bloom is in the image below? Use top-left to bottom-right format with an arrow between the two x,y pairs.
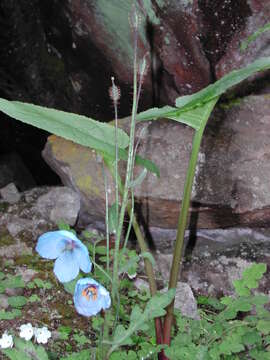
36,230 -> 92,283
74,278 -> 111,317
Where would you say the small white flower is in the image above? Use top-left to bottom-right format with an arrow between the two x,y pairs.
34,327 -> 51,344
19,323 -> 34,341
0,333 -> 13,349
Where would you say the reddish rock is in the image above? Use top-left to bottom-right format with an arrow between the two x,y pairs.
69,0 -> 211,106
215,0 -> 270,81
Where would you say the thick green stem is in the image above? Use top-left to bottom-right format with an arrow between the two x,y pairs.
163,99 -> 218,345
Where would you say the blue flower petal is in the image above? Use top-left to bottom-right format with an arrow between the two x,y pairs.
73,278 -> 111,317
54,251 -> 80,283
36,231 -> 67,259
73,243 -> 92,274
57,230 -> 79,241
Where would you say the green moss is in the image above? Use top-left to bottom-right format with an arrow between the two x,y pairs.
14,254 -> 36,266
55,302 -> 75,319
17,230 -> 34,246
0,202 -> 9,213
77,175 -> 100,196
0,227 -> 16,247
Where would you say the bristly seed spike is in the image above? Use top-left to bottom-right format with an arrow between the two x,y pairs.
109,76 -> 121,104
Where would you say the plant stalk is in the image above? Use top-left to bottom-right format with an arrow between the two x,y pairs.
163,99 -> 218,345
111,23 -> 139,302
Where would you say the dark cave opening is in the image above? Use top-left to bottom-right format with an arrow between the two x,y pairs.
0,110 -> 61,190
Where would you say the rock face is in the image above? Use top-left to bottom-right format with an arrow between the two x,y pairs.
214,0 -> 270,82
43,95 -> 270,238
0,186 -> 80,259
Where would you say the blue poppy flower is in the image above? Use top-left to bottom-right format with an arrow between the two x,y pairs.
74,278 -> 111,317
36,230 -> 92,283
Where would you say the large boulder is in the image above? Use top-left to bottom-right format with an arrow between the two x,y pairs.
43,94 -> 270,242
214,0 -> 270,84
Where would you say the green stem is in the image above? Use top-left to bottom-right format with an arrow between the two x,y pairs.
111,28 -> 138,302
163,98 -> 218,345
104,157 -> 164,345
101,162 -> 110,272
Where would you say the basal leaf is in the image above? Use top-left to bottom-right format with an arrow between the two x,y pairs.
175,57 -> 270,109
240,22 -> 270,51
0,98 -> 129,152
137,57 -> 270,130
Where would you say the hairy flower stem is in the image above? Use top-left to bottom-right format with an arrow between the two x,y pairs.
111,23 -> 139,303
163,99 -> 218,346
111,76 -> 120,239
101,162 -> 110,273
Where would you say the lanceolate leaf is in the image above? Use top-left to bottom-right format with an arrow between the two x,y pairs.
240,23 -> 270,51
106,289 -> 175,350
0,98 -> 129,151
0,98 -> 159,175
137,57 -> 270,129
175,57 -> 270,109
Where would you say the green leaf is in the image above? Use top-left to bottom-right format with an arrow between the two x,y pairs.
137,57 -> 270,129
233,263 -> 267,296
73,334 -> 90,346
102,148 -> 160,177
134,154 -> 160,177
3,337 -> 49,360
0,98 -> 129,154
60,350 -> 92,360
257,320 -> 270,335
57,326 -> 72,341
33,278 -> 53,289
108,203 -> 119,234
197,296 -> 225,311
3,275 -> 25,289
107,289 -> 175,352
242,330 -> 262,346
233,279 -> 251,296
140,252 -> 155,267
8,296 -> 27,308
138,97 -> 218,131
0,272 -> 5,280
240,22 -> 270,51
175,57 -> 270,109
0,309 -> 21,320
113,325 -> 134,346
128,167 -> 148,188
28,294 -> 41,303
249,348 -> 270,360
242,263 -> 267,288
